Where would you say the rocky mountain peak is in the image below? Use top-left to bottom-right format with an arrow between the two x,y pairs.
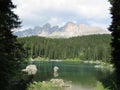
13,22 -> 110,38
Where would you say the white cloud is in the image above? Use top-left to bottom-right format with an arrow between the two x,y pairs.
12,0 -> 111,29
48,17 -> 62,26
89,22 -> 109,30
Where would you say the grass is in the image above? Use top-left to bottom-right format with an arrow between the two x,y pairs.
28,80 -> 110,90
94,81 -> 110,90
27,81 -> 55,90
27,79 -> 65,90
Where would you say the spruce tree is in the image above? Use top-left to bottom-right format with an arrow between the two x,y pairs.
109,0 -> 120,87
0,0 -> 23,89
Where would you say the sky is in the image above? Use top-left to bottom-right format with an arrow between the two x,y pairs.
12,0 -> 112,30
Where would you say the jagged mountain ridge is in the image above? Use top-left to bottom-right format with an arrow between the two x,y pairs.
13,22 -> 110,38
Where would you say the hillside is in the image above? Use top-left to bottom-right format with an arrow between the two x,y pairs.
19,34 -> 111,62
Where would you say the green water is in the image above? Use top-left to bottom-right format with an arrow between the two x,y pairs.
28,61 -> 111,90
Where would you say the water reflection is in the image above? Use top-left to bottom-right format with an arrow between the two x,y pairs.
54,72 -> 59,77
53,66 -> 59,77
30,61 -> 112,90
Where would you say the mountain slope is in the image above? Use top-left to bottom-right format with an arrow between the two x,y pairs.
13,22 -> 110,38
18,34 -> 111,61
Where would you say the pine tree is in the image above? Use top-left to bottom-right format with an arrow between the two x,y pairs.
0,0 -> 23,89
109,0 -> 120,87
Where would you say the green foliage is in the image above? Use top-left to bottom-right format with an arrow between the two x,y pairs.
28,81 -> 110,90
27,81 -> 62,90
94,81 -> 109,90
18,34 -> 111,62
109,0 -> 114,5
109,0 -> 120,87
0,0 -> 23,89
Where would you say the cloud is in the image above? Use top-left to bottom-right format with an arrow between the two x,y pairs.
12,0 -> 111,29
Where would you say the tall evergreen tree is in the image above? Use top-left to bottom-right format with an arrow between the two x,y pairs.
109,0 -> 120,87
0,0 -> 23,89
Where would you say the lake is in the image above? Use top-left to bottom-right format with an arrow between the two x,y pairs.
26,61 -> 112,90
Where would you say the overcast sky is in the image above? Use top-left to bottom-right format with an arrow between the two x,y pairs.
12,0 -> 112,30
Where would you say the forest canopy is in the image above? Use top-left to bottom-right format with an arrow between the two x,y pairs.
18,34 -> 111,62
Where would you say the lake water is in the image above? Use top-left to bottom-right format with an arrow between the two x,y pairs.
28,61 -> 112,90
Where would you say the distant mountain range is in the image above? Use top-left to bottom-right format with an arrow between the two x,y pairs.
13,22 -> 110,38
